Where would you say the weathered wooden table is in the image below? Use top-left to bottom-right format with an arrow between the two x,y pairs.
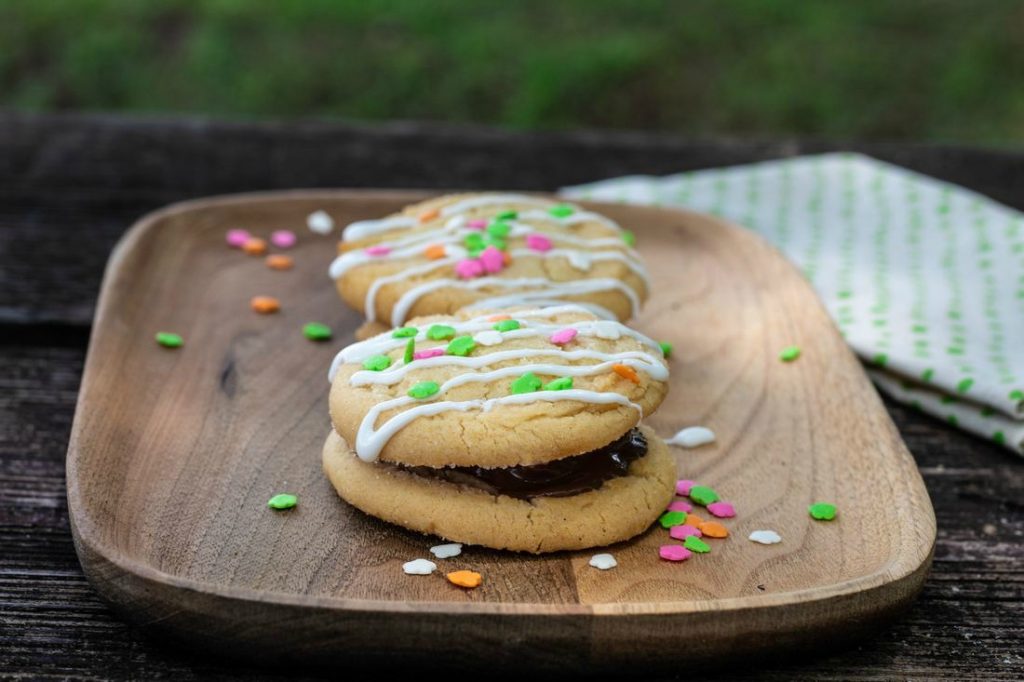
1,112 -> 1021,680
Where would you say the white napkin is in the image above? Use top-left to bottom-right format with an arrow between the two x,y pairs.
561,153 -> 1024,456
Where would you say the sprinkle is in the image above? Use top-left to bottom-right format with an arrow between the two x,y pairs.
226,228 -> 251,247
265,254 -> 294,270
688,485 -> 719,506
684,536 -> 710,553
393,326 -> 419,338
487,221 -> 512,238
455,258 -> 485,279
427,324 -> 456,340
413,347 -> 445,361
466,219 -> 487,230
446,570 -> 482,588
479,245 -> 504,273
429,543 -> 462,559
302,322 -> 332,341
365,245 -> 391,257
659,341 -> 673,358
659,545 -> 692,562
251,296 -> 280,314
667,426 -> 716,448
267,493 -> 297,510
403,338 -> 416,364
544,377 -> 573,391
548,204 -> 575,218
592,320 -> 621,340
495,209 -> 518,221
666,500 -> 692,513
779,345 -> 802,362
612,364 -> 639,383
502,251 -> 512,266
699,521 -> 729,538
510,372 -> 542,394
658,511 -> 687,528
485,234 -> 507,251
362,354 -> 392,372
155,332 -> 183,348
493,319 -> 521,332
446,336 -> 476,356
589,553 -> 617,570
307,210 -> 334,234
424,244 -> 446,260
487,314 -> 511,322
683,513 -> 705,528
464,232 -> 486,252
408,381 -> 440,399
525,233 -> 553,252
242,237 -> 268,255
418,208 -> 440,223
622,230 -> 636,247
403,558 -> 437,575
474,331 -> 504,346
706,501 -> 736,518
669,525 -> 702,540
749,530 -> 782,545
270,230 -> 297,249
809,502 -> 837,521
675,479 -> 696,496
549,328 -> 577,345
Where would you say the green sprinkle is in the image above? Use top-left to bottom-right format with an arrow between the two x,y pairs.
688,485 -> 719,506
487,221 -> 511,238
873,353 -> 888,366
495,209 -> 518,221
912,324 -> 928,334
464,233 -> 485,251
485,234 -> 508,251
836,290 -> 853,299
659,341 -> 673,358
155,332 -> 184,348
427,324 -> 456,341
659,511 -> 687,528
947,414 -> 959,427
981,406 -> 996,417
362,354 -> 392,372
510,372 -> 542,394
993,431 -> 1006,445
302,322 -> 332,341
1010,389 -> 1024,401
921,368 -> 935,382
446,335 -> 476,356
956,378 -> 974,394
779,345 -> 801,362
267,493 -> 297,510
493,319 -> 521,332
403,338 -> 415,365
684,536 -> 710,553
392,326 -> 418,338
940,395 -> 957,405
621,230 -> 636,247
544,377 -> 573,391
408,381 -> 440,399
548,204 -> 575,218
808,502 -> 837,521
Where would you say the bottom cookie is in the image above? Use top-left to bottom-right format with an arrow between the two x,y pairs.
322,426 -> 677,553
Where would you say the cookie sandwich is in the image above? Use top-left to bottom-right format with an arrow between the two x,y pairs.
322,304 -> 675,553
329,193 -> 649,332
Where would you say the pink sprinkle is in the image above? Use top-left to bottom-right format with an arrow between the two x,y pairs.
413,348 -> 446,360
525,233 -> 553,252
675,479 -> 697,496
658,545 -> 693,562
666,500 -> 693,513
549,328 -> 577,345
707,501 -> 736,518
466,219 -> 487,230
455,258 -> 485,279
270,230 -> 297,249
669,525 -> 702,540
479,245 -> 504,274
365,245 -> 391,257
226,229 -> 250,248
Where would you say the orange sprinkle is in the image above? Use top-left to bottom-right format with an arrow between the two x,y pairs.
684,513 -> 706,528
424,244 -> 447,260
502,251 -> 512,266
418,207 -> 440,223
446,570 -> 482,589
612,364 -> 639,383
265,254 -> 294,270
487,314 -> 511,322
699,521 -> 729,538
250,296 -> 280,314
241,237 -> 267,255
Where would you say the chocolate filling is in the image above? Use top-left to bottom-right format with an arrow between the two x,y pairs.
399,428 -> 648,499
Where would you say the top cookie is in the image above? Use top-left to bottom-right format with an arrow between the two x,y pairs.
329,193 -> 648,327
328,305 -> 669,469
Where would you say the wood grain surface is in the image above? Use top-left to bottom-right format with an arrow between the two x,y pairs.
64,190 -> 935,671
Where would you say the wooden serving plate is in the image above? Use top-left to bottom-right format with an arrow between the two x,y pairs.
67,191 -> 935,672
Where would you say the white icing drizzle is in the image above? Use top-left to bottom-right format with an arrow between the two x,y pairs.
343,215 -> 417,241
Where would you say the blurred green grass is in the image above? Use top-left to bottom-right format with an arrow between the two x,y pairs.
2,0 -> 1023,143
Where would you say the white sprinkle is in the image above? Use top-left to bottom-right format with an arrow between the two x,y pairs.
429,543 -> 463,559
402,558 -> 437,575
473,331 -> 504,347
307,210 -> 334,235
567,251 -> 592,271
666,426 -> 716,449
591,320 -> 621,340
588,553 -> 617,570
748,530 -> 782,545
